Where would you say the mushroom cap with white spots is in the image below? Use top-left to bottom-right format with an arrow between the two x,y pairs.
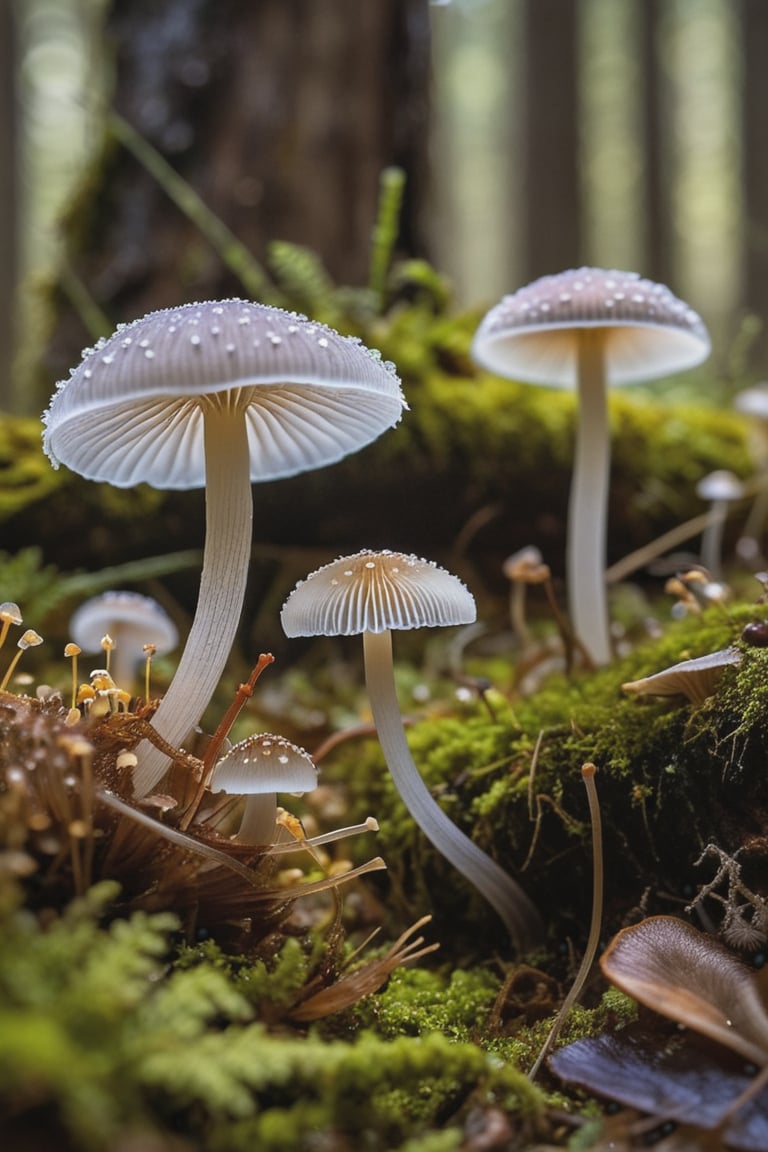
209,732 -> 318,795
43,300 -> 407,488
472,268 -> 711,388
69,591 -> 178,656
280,549 -> 477,637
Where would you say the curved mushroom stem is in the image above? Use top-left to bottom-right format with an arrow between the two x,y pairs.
568,330 -> 612,666
133,405 -> 253,797
362,629 -> 543,952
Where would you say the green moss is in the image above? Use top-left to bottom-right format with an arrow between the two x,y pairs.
325,602 -> 767,948
0,414 -> 63,518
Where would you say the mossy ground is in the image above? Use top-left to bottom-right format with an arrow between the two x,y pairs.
3,249 -> 765,1148
4,592 -> 764,1149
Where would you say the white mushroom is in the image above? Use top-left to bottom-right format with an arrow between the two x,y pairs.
695,469 -> 745,578
209,732 -> 317,845
472,268 -> 711,666
69,591 -> 178,689
281,548 -> 543,951
622,646 -> 741,706
43,300 -> 406,797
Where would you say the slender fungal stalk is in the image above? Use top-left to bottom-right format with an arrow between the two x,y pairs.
237,794 -> 278,845
700,499 -> 727,577
568,331 -> 612,666
133,406 -> 253,797
362,629 -> 543,952
529,762 -> 603,1081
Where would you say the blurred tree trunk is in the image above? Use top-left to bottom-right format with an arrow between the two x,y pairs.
45,0 -> 431,387
0,0 -> 17,411
742,0 -> 768,373
521,0 -> 580,280
639,0 -> 673,288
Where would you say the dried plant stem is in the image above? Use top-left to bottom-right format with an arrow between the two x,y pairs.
529,762 -> 603,1082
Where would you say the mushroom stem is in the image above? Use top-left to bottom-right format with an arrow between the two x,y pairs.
238,794 -> 277,845
700,499 -> 727,577
133,405 -> 253,797
568,330 -> 612,666
362,628 -> 543,951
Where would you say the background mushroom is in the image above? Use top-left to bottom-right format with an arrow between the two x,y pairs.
43,300 -> 406,797
280,548 -> 543,952
472,267 -> 711,666
209,732 -> 318,846
695,469 -> 746,578
69,591 -> 178,690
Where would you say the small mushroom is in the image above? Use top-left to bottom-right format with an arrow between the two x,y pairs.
280,548 -> 542,951
601,916 -> 768,1067
0,629 -> 44,691
209,733 -> 318,845
43,300 -> 406,796
696,469 -> 745,578
69,591 -> 178,690
0,603 -> 22,650
622,646 -> 741,706
472,268 -> 710,666
502,545 -> 549,651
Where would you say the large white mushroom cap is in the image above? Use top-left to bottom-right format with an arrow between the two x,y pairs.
43,300 -> 407,488
472,267 -> 711,388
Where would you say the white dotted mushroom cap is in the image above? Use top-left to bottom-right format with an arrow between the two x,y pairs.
472,268 -> 711,388
280,549 -> 477,636
69,591 -> 178,655
209,732 -> 318,795
43,300 -> 407,488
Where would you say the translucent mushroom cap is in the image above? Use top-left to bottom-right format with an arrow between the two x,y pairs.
209,733 -> 318,795
472,267 -> 711,388
69,591 -> 178,656
695,469 -> 745,503
734,383 -> 768,419
280,549 -> 477,636
43,300 -> 407,489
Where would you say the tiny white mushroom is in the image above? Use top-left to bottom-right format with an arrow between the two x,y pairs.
695,470 -> 745,579
210,732 -> 318,845
281,548 -> 542,951
69,591 -> 178,689
472,268 -> 710,666
43,300 -> 406,797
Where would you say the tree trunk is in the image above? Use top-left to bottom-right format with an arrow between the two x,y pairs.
742,0 -> 768,374
521,0 -> 580,280
44,0 -> 431,391
0,0 -> 17,411
639,0 -> 673,288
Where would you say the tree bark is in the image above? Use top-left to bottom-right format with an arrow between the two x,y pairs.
742,0 -> 768,374
45,0 -> 431,389
0,0 -> 17,411
520,0 -> 580,280
639,0 -> 673,289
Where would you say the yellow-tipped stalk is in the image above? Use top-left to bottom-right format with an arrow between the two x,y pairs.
100,634 -> 115,676
142,643 -> 157,702
64,643 -> 81,710
0,630 -> 43,692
